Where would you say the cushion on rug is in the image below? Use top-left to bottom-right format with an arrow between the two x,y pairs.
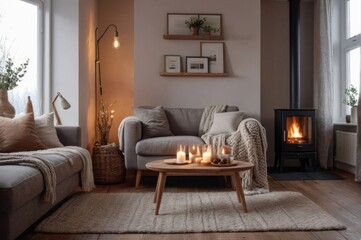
35,113 -> 64,148
134,106 -> 173,139
208,111 -> 244,135
0,113 -> 46,152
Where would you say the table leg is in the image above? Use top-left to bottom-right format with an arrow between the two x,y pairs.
155,172 -> 167,215
233,172 -> 248,213
153,173 -> 161,203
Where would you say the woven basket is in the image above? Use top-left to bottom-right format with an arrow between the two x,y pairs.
92,144 -> 126,184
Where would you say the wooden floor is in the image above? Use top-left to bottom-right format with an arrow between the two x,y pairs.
21,169 -> 361,240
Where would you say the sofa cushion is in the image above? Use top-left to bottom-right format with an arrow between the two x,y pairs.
0,151 -> 83,213
208,111 -> 244,135
134,106 -> 173,139
0,113 -> 46,152
136,136 -> 205,156
35,113 -> 64,148
164,108 -> 204,136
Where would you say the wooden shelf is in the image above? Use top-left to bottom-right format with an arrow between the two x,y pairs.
160,72 -> 227,77
163,34 -> 224,40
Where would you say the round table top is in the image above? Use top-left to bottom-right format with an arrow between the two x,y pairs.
146,159 -> 254,173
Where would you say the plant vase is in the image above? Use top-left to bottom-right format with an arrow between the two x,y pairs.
0,89 -> 15,118
191,27 -> 199,36
351,106 -> 357,124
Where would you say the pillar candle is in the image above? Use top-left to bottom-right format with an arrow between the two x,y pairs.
177,151 -> 186,163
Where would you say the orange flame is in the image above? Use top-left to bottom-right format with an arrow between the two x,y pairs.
288,117 -> 303,139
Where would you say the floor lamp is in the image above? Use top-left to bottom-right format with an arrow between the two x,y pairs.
95,24 -> 120,141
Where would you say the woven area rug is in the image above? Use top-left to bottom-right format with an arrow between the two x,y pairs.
35,191 -> 345,233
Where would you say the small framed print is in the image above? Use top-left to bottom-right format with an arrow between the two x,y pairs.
186,56 -> 209,73
200,42 -> 224,73
164,55 -> 181,73
167,13 -> 197,35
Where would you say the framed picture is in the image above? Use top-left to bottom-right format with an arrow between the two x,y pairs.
164,55 -> 181,73
186,57 -> 209,73
200,42 -> 224,73
167,13 -> 197,35
199,14 -> 222,36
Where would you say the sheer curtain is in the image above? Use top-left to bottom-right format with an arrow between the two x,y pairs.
313,0 -> 334,169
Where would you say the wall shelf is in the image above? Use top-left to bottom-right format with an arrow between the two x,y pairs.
160,72 -> 227,77
163,34 -> 223,40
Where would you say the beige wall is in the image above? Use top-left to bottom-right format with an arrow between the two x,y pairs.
97,0 -> 134,144
134,0 -> 261,118
261,0 -> 314,165
79,0 -> 97,149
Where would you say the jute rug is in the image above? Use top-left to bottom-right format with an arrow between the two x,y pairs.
35,191 -> 345,233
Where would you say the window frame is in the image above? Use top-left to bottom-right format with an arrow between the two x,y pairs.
340,0 -> 361,117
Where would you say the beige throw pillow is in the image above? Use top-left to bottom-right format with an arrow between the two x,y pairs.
134,106 -> 174,139
208,111 -> 244,135
35,113 -> 64,148
0,113 -> 47,152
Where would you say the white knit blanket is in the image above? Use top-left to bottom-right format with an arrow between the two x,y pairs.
0,146 -> 95,203
201,110 -> 269,195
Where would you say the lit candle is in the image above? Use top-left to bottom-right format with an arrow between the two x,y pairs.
188,145 -> 197,163
203,151 -> 212,163
195,157 -> 203,164
177,151 -> 186,163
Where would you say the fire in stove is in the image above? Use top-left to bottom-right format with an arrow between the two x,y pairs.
287,116 -> 307,144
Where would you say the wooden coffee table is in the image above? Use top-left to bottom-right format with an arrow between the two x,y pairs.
146,159 -> 254,215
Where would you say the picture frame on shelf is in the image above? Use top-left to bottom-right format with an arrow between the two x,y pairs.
199,14 -> 222,36
200,42 -> 224,73
186,56 -> 209,73
167,13 -> 197,35
164,55 -> 182,73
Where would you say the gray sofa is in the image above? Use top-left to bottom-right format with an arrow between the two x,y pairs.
119,106 -> 238,187
0,126 -> 82,240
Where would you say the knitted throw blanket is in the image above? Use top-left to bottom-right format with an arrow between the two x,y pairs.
201,116 -> 269,195
0,146 -> 95,203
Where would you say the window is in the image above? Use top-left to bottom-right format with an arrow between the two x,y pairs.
341,0 -> 361,115
0,0 -> 43,116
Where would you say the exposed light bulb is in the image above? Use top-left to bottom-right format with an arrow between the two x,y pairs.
113,30 -> 120,49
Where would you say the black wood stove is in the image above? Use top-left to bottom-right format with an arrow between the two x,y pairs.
274,0 -> 317,172
274,109 -> 316,172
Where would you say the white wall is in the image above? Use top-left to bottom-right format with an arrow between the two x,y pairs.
52,0 -> 79,126
134,0 -> 261,118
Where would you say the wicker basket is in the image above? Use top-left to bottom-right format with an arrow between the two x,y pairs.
92,144 -> 126,184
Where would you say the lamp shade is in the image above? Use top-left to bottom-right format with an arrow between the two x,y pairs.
60,95 -> 71,109
52,92 -> 71,125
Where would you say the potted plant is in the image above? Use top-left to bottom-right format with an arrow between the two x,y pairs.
185,17 -> 206,35
202,25 -> 220,35
0,51 -> 29,118
343,84 -> 358,123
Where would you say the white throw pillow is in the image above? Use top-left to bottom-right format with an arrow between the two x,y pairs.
208,111 -> 244,135
35,112 -> 64,148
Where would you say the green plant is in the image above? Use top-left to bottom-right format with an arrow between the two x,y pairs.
343,84 -> 358,107
0,56 -> 29,90
185,17 -> 206,29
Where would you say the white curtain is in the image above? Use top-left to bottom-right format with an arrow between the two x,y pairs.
313,0 -> 334,169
